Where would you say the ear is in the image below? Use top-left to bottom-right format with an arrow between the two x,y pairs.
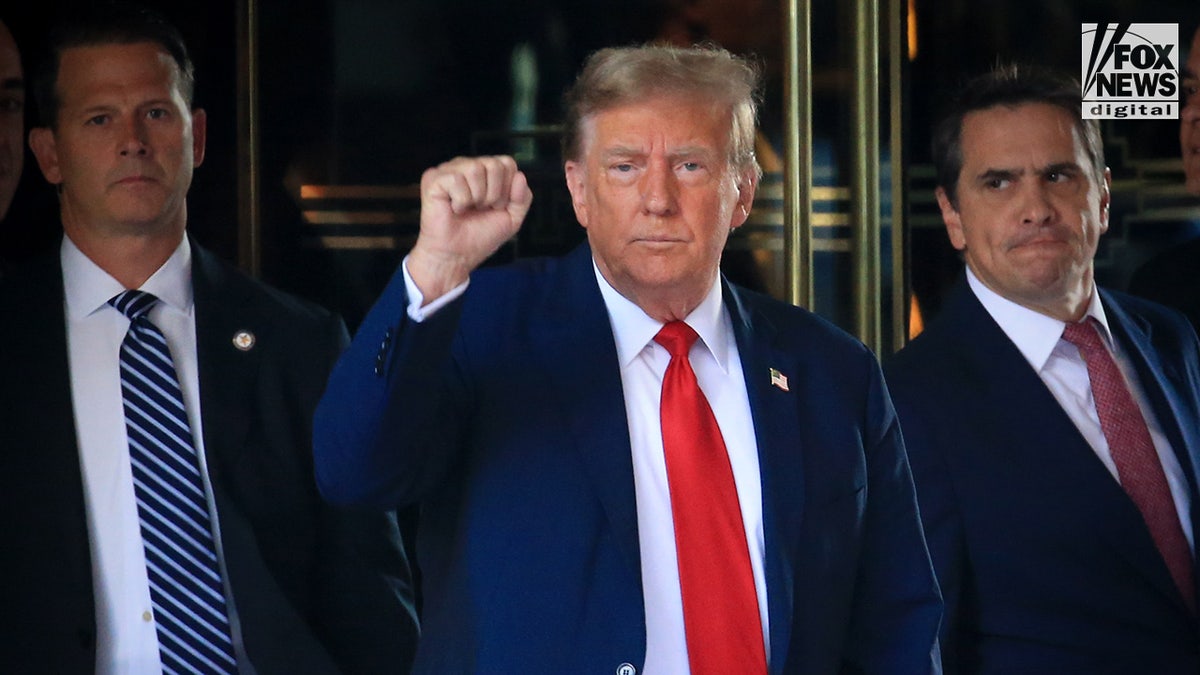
191,108 -> 207,168
935,186 -> 967,251
28,127 -> 63,185
564,160 -> 588,228
730,170 -> 757,229
1098,167 -> 1111,235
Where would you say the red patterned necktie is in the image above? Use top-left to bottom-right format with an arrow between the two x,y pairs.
1062,319 -> 1196,613
655,321 -> 767,674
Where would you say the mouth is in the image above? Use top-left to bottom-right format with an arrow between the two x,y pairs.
1009,235 -> 1069,251
634,234 -> 688,244
113,174 -> 161,188
632,238 -> 689,252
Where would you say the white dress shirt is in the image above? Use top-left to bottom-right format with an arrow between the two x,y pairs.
594,266 -> 769,673
967,269 -> 1194,551
402,257 -> 770,673
63,236 -> 251,674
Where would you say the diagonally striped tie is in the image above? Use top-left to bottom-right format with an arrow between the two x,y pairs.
109,290 -> 239,674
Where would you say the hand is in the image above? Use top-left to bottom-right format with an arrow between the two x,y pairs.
407,155 -> 533,302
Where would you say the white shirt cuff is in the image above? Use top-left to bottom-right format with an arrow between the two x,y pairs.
401,255 -> 469,322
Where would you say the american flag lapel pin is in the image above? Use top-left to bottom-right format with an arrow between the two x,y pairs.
769,367 -> 789,391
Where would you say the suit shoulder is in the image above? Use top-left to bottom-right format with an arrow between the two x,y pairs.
883,314 -> 968,400
730,283 -> 862,344
729,283 -> 876,361
1105,287 -> 1196,334
456,252 -> 593,334
468,254 -> 568,302
0,250 -> 60,304
193,246 -> 342,329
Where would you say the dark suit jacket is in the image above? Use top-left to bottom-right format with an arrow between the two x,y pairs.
314,243 -> 942,674
0,240 -> 419,674
886,279 -> 1200,674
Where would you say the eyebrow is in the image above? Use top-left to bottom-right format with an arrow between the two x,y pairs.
0,76 -> 22,91
974,162 -> 1080,182
600,145 -> 715,161
600,146 -> 643,161
974,168 -> 1018,183
1043,161 -> 1082,175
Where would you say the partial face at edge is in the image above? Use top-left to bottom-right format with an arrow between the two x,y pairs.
1181,26 -> 1200,195
0,21 -> 23,220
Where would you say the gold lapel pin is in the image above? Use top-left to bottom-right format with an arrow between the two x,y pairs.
232,330 -> 256,351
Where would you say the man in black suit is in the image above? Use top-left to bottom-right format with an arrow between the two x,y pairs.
0,5 -> 418,672
887,65 -> 1200,673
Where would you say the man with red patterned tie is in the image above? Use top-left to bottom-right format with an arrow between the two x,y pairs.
887,64 -> 1200,674
315,43 -> 942,674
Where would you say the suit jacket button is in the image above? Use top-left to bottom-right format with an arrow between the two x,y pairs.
616,664 -> 636,675
375,328 -> 394,376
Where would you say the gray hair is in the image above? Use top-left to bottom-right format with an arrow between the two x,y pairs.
562,43 -> 762,181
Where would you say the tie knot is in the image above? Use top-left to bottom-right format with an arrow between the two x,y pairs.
1061,318 -> 1105,355
109,290 -> 160,320
654,321 -> 699,359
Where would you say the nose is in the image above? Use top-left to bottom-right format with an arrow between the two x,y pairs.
118,117 -> 149,157
640,158 -> 678,216
1019,182 -> 1056,226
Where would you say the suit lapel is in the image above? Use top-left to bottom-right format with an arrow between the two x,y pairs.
533,245 -> 643,580
1102,291 -> 1200,500
946,285 -> 1188,610
724,283 -> 802,674
1101,291 -> 1200,609
190,242 -> 262,477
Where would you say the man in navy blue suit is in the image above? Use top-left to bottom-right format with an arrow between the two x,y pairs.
315,44 -> 942,674
886,65 -> 1200,673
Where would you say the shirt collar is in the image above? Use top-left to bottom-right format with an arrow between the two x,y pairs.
592,260 -> 729,372
966,266 -> 1113,371
62,235 -> 194,321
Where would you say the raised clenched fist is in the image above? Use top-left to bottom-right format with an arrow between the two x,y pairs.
407,155 -> 533,302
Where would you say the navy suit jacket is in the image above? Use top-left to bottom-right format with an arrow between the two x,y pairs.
315,243 -> 942,674
0,240 -> 419,673
886,279 -> 1200,674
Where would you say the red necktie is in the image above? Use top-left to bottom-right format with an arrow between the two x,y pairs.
1062,319 -> 1196,613
655,321 -> 768,674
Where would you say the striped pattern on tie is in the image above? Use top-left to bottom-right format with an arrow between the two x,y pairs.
110,290 -> 239,673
